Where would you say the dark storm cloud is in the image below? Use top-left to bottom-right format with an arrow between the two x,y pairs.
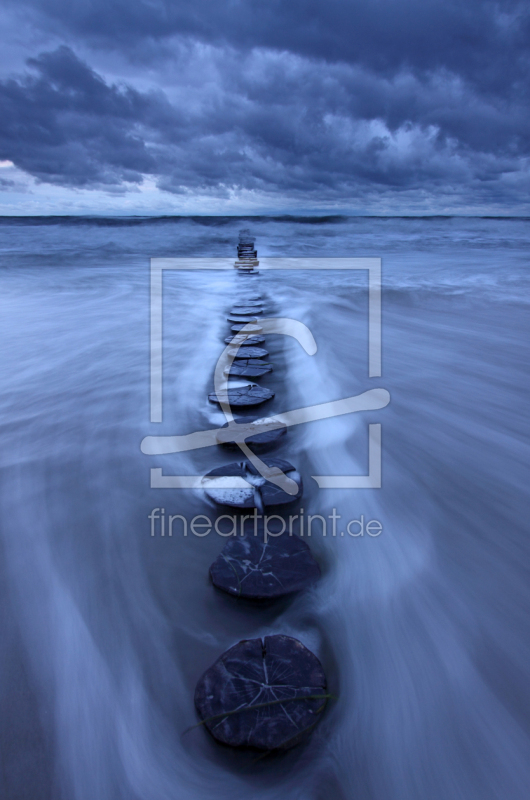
13,0 -> 530,88
0,46 -> 173,185
0,0 -> 529,206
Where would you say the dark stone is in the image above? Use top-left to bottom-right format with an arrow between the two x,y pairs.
210,520 -> 320,600
237,294 -> 262,301
224,359 -> 272,378
224,334 -> 265,346
230,306 -> 264,315
227,315 -> 259,324
231,323 -> 263,333
216,416 -> 286,449
208,385 -> 274,408
228,346 -> 269,359
232,300 -> 263,308
194,635 -> 328,750
202,457 -> 302,508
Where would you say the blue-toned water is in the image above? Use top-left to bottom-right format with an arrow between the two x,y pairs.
1,216 -> 529,799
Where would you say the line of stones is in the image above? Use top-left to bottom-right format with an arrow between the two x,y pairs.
193,231 -> 329,753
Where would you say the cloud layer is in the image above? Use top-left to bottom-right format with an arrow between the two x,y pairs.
1,0 -> 529,211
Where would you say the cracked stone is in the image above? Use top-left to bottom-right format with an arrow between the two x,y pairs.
208,385 -> 274,408
202,457 -> 302,508
210,520 -> 320,600
194,635 -> 328,750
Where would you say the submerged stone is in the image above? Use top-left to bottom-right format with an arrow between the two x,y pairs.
208,385 -> 274,408
224,334 -> 266,346
224,359 -> 272,378
210,519 -> 320,600
216,416 -> 286,450
194,635 -> 328,750
202,457 -> 302,508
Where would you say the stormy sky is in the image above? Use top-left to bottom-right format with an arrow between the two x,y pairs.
0,0 -> 529,214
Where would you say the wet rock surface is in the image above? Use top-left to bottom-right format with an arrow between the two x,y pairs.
216,417 -> 286,449
225,334 -> 266,346
194,233 -> 326,754
202,457 -> 302,508
224,359 -> 272,378
208,385 -> 275,407
194,635 -> 328,750
227,315 -> 259,324
210,522 -> 321,600
229,306 -> 264,315
227,346 -> 269,359
231,323 -> 263,333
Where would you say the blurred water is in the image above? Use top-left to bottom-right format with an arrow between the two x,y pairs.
0,215 -> 529,799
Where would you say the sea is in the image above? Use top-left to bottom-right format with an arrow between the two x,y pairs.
0,215 -> 529,799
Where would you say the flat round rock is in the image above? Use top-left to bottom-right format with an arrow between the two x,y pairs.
224,334 -> 265,346
231,323 -> 263,333
194,635 -> 327,750
232,300 -> 263,308
223,366 -> 271,378
230,307 -> 263,315
224,359 -> 272,378
210,520 -> 320,600
227,346 -> 268,359
216,416 -> 286,449
227,315 -> 259,324
202,457 -> 302,508
237,294 -> 262,301
208,385 -> 274,408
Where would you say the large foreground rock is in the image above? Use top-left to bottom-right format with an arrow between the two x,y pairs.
202,457 -> 302,507
210,521 -> 320,599
194,635 -> 328,750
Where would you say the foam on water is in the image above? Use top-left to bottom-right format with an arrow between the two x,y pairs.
0,216 -> 529,799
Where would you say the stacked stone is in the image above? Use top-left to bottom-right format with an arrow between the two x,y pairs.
234,228 -> 259,273
194,231 -> 328,753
